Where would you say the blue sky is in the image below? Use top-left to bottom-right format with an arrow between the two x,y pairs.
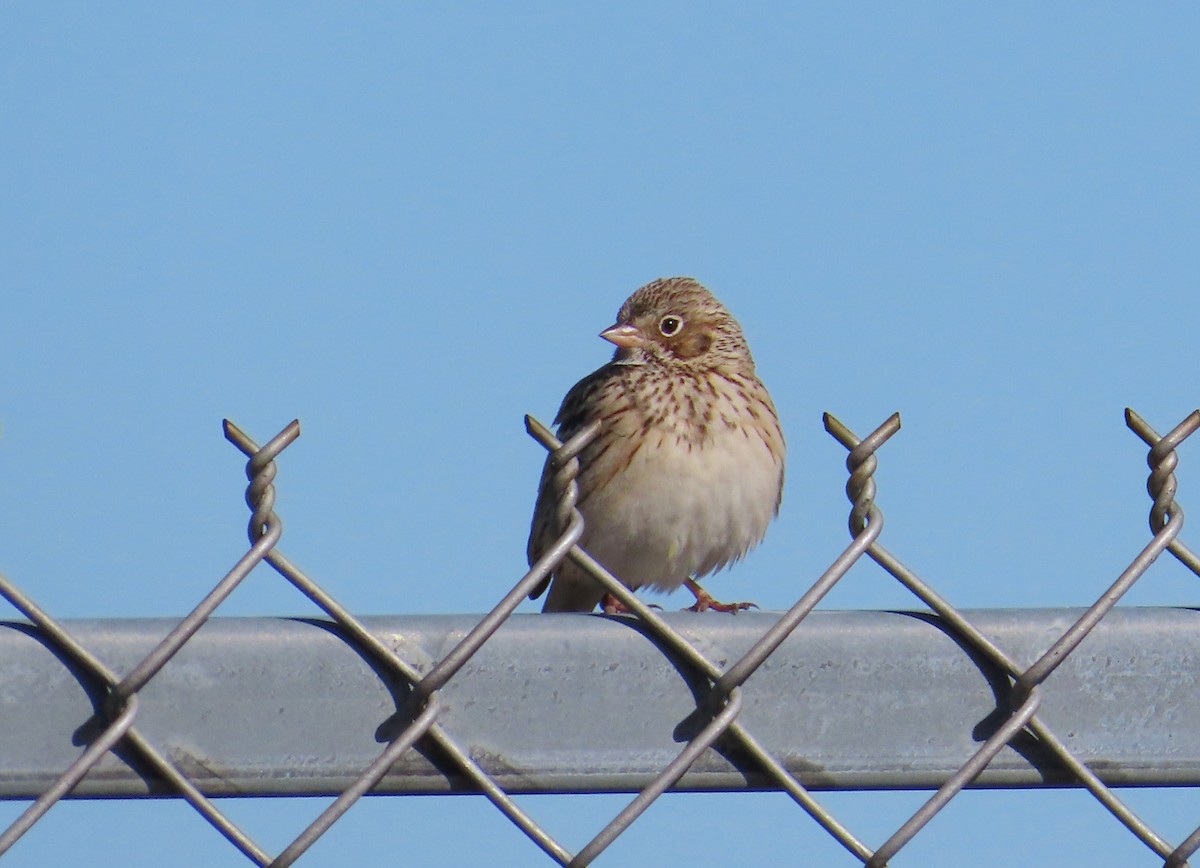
2,4 -> 1199,866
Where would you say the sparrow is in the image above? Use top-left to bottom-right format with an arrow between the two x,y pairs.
527,276 -> 785,613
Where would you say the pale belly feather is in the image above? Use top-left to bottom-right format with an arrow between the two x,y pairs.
578,426 -> 780,592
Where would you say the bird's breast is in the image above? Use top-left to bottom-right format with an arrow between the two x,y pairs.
578,394 -> 783,593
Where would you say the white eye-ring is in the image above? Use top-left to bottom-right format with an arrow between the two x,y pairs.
658,315 -> 684,337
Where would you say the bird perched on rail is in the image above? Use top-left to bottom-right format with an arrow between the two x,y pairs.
527,276 -> 786,614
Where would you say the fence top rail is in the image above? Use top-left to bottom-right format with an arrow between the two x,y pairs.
2,606 -> 1198,799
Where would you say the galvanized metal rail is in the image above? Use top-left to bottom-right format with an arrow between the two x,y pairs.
3,608 -> 1200,798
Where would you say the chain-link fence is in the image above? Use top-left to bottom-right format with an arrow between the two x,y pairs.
2,408 -> 1199,866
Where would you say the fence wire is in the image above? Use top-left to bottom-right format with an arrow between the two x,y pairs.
1,407 -> 1199,865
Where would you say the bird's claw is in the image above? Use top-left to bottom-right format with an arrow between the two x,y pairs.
683,578 -> 758,614
601,593 -> 663,615
685,596 -> 758,614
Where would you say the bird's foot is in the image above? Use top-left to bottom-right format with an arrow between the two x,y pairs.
683,578 -> 758,614
601,593 -> 628,615
601,593 -> 662,615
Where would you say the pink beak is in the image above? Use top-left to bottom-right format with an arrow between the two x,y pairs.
600,323 -> 644,349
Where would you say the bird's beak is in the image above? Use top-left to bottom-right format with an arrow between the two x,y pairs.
600,323 -> 645,349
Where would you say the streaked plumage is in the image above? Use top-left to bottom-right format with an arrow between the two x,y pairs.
528,277 -> 785,613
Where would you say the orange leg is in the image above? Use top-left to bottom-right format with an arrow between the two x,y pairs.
601,592 -> 663,615
684,578 -> 758,614
601,593 -> 630,614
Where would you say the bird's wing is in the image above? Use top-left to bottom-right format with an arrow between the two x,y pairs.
526,364 -> 626,599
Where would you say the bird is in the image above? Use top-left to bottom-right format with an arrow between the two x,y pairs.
527,276 -> 786,614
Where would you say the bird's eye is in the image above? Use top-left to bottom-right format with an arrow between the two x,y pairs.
658,315 -> 683,337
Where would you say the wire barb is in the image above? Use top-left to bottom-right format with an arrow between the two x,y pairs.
1125,408 -> 1200,532
526,415 -> 600,553
223,419 -> 301,544
824,412 -> 901,537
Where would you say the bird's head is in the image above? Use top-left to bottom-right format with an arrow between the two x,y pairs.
601,277 -> 754,374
